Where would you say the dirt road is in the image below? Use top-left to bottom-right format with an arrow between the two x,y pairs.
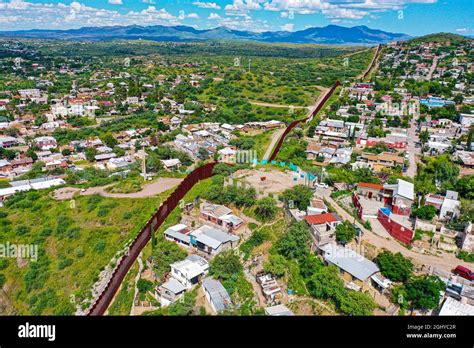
262,128 -> 286,161
54,177 -> 183,200
426,56 -> 438,81
249,101 -> 309,109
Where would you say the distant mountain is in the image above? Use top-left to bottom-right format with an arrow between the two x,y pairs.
0,24 -> 411,45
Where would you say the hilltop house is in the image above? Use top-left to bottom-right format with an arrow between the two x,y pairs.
354,152 -> 405,172
34,136 -> 57,150
425,191 -> 461,221
169,255 -> 209,289
156,278 -> 187,306
320,244 -> 380,291
304,213 -> 341,248
190,225 -> 239,256
200,202 -> 244,232
383,179 -> 414,216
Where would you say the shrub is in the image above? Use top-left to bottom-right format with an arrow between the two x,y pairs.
375,251 -> 414,283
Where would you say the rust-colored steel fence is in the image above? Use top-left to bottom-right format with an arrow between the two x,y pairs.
87,162 -> 217,316
268,80 -> 341,162
87,53 -> 376,315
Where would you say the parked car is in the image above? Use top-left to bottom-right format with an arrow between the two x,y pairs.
453,265 -> 474,281
315,183 -> 329,189
352,224 -> 363,237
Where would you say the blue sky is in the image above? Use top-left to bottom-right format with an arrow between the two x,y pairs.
0,0 -> 472,36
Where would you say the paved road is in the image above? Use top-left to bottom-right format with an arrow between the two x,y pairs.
404,117 -> 420,178
316,188 -> 474,273
426,56 -> 438,81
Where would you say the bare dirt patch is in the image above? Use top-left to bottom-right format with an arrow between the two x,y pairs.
231,168 -> 303,198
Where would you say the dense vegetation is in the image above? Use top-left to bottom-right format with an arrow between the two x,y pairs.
0,189 -> 171,315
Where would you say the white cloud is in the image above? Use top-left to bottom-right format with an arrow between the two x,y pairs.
208,12 -> 222,19
262,0 -> 437,17
0,2 -> 180,30
281,23 -> 294,31
108,0 -> 123,5
225,0 -> 262,11
218,16 -> 270,32
455,28 -> 470,33
0,0 -> 442,31
192,1 -> 221,10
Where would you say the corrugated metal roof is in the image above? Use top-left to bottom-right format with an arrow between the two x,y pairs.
161,278 -> 186,294
321,244 -> 379,281
202,277 -> 232,312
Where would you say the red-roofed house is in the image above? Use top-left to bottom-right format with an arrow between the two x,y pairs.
356,182 -> 384,200
304,213 -> 341,247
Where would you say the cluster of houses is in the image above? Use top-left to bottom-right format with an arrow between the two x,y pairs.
154,202 -> 244,312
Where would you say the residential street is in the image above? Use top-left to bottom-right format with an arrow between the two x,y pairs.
316,188 -> 474,273
404,116 -> 420,178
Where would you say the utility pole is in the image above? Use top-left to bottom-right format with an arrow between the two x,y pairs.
137,149 -> 148,181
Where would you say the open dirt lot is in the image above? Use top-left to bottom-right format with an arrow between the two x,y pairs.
232,168 -> 305,197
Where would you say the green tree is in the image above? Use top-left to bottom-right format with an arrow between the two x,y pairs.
85,147 -> 97,162
210,251 -> 243,280
335,221 -> 357,244
254,197 -> 278,222
375,251 -> 414,282
137,279 -> 154,294
279,185 -> 313,210
419,129 -> 430,154
459,199 -> 474,223
275,221 -> 310,260
100,132 -> 118,148
405,275 -> 445,311
337,290 -> 376,316
198,147 -> 210,160
413,205 -> 437,221
263,254 -> 287,278
456,175 -> 474,200
307,265 -> 345,300
152,240 -> 187,280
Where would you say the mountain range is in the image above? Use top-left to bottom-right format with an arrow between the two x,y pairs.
0,24 -> 411,45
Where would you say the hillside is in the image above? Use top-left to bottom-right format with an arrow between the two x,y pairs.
408,32 -> 473,44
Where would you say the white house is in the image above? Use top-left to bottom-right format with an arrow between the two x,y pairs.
169,255 -> 209,289
156,278 -> 187,306
161,158 -> 181,171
